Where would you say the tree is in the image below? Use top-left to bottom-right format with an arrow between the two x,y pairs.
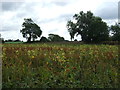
14,39 -> 21,42
20,18 -> 42,42
48,34 -> 65,42
67,11 -> 109,43
40,36 -> 50,42
0,34 -> 4,43
67,20 -> 77,41
110,23 -> 120,41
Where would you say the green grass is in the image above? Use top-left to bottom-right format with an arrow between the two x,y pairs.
4,42 -> 23,44
2,43 -> 119,88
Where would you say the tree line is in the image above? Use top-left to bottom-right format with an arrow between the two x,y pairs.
20,18 -> 65,43
1,11 -> 120,44
67,11 -> 120,43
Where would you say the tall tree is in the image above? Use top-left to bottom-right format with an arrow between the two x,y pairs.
67,11 -> 109,43
110,23 -> 120,41
67,20 -> 77,41
20,18 -> 42,42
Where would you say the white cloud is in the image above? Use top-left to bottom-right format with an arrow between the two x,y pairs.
103,19 -> 118,26
0,0 -> 120,41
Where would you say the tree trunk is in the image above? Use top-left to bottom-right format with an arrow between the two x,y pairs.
33,38 -> 35,42
27,34 -> 31,42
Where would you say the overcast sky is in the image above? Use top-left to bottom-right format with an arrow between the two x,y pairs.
0,0 -> 119,41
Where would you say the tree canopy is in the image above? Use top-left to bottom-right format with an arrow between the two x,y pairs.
20,18 -> 42,42
67,11 -> 109,43
110,23 -> 120,41
48,34 -> 64,42
40,36 -> 50,42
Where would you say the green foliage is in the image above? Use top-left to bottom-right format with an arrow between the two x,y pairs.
20,18 -> 42,42
110,23 -> 120,41
0,34 -> 4,43
67,11 -> 109,43
67,20 -> 77,41
48,34 -> 65,42
40,36 -> 50,42
2,43 -> 119,88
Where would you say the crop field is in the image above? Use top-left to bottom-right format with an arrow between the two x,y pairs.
2,43 -> 120,88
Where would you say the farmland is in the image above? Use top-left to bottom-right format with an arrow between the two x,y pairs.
2,43 -> 119,88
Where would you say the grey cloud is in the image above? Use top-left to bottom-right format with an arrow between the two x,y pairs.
2,2 -> 23,11
39,14 -> 73,24
1,2 -> 41,33
58,14 -> 73,20
48,29 -> 58,33
1,26 -> 15,32
51,1 -> 68,6
1,17 -> 22,32
13,2 -> 37,19
16,12 -> 27,18
95,2 -> 118,20
0,28 -> 8,32
15,10 -> 31,19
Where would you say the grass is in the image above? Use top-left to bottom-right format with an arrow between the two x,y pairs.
2,43 -> 120,88
4,42 -> 23,44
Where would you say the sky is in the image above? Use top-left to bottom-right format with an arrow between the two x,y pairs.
0,0 -> 120,41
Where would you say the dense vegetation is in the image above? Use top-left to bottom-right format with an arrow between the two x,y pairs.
1,11 -> 120,43
1,10 -> 120,89
67,11 -> 109,42
2,43 -> 119,88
